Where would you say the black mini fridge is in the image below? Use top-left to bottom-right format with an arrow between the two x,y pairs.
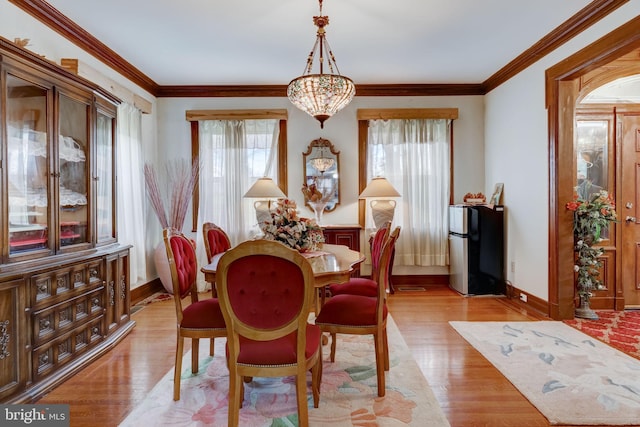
449,204 -> 505,295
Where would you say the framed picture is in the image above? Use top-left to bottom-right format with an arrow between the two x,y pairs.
490,183 -> 504,205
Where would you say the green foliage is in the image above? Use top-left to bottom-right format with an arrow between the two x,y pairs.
565,190 -> 617,301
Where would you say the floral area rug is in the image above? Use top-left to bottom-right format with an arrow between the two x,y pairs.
449,321 -> 640,425
119,316 -> 450,426
564,310 -> 640,360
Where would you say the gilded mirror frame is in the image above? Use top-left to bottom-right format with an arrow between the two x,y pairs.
302,138 -> 340,212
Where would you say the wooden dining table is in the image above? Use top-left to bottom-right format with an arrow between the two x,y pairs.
201,243 -> 366,313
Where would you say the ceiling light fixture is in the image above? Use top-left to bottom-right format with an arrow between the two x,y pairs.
287,0 -> 355,128
310,146 -> 335,173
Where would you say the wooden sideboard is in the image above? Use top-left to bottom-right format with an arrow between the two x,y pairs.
322,225 -> 361,277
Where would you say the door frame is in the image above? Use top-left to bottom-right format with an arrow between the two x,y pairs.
546,16 -> 640,319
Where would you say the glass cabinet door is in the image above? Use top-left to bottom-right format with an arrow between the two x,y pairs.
6,74 -> 50,255
95,108 -> 116,244
58,94 -> 90,248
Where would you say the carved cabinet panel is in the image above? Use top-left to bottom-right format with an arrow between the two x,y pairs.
0,279 -> 26,401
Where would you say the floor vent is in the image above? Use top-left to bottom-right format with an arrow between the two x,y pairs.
396,286 -> 427,292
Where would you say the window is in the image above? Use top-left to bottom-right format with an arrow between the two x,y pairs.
358,109 -> 458,267
188,110 -> 287,291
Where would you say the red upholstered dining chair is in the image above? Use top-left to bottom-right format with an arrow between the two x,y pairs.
202,222 -> 232,264
202,222 -> 232,299
328,220 -> 392,297
163,228 -> 226,401
215,239 -> 322,427
314,226 -> 401,397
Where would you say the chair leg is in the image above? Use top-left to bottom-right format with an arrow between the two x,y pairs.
228,369 -> 242,427
373,332 -> 386,397
173,335 -> 184,401
296,372 -> 310,427
311,353 -> 321,408
330,333 -> 337,362
383,326 -> 390,371
191,338 -> 199,373
210,337 -> 215,357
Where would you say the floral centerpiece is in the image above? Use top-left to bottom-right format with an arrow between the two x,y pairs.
565,189 -> 617,319
262,198 -> 324,252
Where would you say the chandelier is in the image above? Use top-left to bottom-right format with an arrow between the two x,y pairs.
287,0 -> 355,128
310,148 -> 334,173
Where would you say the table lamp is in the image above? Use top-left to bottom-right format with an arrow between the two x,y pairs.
243,177 -> 286,224
359,177 -> 401,229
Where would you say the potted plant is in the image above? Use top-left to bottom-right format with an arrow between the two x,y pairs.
565,189 -> 617,319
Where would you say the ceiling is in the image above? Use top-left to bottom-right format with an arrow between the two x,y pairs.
41,0 -> 595,87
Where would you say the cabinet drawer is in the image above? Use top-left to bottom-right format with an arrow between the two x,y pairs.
32,316 -> 104,381
32,287 -> 105,347
30,261 -> 104,308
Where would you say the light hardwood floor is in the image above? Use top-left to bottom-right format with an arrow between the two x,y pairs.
37,285 -> 584,427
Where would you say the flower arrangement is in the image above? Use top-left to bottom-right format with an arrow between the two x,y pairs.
262,198 -> 325,252
302,177 -> 333,203
565,189 -> 617,305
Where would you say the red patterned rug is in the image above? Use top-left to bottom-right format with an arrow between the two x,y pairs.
564,310 -> 640,360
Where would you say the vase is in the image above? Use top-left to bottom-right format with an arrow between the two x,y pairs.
308,200 -> 328,226
154,243 -> 174,294
575,293 -> 599,320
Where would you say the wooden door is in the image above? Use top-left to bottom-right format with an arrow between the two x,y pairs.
620,111 -> 640,307
575,111 -> 618,310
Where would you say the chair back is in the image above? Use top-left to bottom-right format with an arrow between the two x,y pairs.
369,221 -> 391,278
202,222 -> 232,263
163,228 -> 201,323
375,226 -> 401,319
216,239 -> 315,350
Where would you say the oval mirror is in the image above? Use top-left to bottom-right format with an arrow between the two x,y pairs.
302,138 -> 340,212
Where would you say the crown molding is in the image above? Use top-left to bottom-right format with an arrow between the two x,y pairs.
9,0 -> 626,98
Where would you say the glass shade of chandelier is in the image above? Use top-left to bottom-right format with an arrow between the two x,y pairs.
310,146 -> 334,173
287,0 -> 355,128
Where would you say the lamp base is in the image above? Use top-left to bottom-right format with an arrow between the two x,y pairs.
370,200 -> 396,229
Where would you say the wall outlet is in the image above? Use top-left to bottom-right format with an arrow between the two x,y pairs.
519,293 -> 528,303
510,261 -> 516,273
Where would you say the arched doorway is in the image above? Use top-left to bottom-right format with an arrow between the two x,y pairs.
547,16 -> 640,320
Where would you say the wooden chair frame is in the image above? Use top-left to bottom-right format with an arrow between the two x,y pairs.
163,228 -> 226,401
216,240 -> 322,427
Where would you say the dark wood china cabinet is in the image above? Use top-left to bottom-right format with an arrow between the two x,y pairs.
0,38 -> 133,403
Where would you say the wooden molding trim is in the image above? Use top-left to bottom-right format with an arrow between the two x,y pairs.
185,109 -> 288,121
505,284 -> 550,318
160,84 -> 484,98
10,0 -> 626,98
354,84 -> 484,97
483,0 -> 629,92
357,108 -> 459,120
130,279 -> 164,306
545,15 -> 640,320
9,0 -> 159,95
60,58 -> 153,114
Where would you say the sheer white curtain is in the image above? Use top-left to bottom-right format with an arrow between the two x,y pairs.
195,119 -> 279,290
367,119 -> 451,266
116,103 -> 147,286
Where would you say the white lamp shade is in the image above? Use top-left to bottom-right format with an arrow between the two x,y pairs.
243,178 -> 286,198
359,177 -> 401,198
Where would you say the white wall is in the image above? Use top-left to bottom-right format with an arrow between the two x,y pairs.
484,3 -> 640,300
7,1 -> 639,298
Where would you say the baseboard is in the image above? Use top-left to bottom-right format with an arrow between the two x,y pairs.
131,278 -> 164,305
391,274 -> 448,286
504,283 -> 549,318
